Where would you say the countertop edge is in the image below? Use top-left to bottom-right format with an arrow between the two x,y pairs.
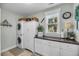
35,36 -> 79,45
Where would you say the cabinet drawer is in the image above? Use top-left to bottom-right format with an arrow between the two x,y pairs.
48,40 -> 60,47
35,38 -> 49,44
60,43 -> 79,50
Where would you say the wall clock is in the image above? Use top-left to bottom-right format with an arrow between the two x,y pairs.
62,12 -> 71,19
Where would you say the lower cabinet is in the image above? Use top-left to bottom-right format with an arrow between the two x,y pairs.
60,43 -> 79,56
35,38 -> 79,56
35,38 -> 60,56
35,39 -> 49,56
48,41 -> 60,56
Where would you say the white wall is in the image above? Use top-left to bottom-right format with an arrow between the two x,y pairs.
0,8 -> 1,54
29,3 -> 74,36
0,3 -> 75,52
1,8 -> 20,52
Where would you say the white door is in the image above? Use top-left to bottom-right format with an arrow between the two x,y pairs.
29,21 -> 38,51
23,21 -> 38,51
60,43 -> 79,56
0,8 -> 1,55
23,22 -> 35,50
23,22 -> 30,49
28,22 -> 34,51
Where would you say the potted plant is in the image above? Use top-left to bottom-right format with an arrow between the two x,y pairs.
37,25 -> 44,37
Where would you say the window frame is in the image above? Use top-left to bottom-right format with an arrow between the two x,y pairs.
45,8 -> 61,34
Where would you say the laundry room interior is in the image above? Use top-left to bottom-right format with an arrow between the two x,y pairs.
0,3 -> 79,56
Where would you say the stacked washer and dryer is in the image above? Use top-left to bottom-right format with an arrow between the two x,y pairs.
17,20 -> 38,51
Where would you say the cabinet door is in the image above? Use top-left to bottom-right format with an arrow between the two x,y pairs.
60,43 -> 79,56
40,40 -> 49,56
35,38 -> 49,56
23,23 -> 30,49
35,38 -> 44,55
28,22 -> 37,51
48,41 -> 60,56
29,37 -> 34,51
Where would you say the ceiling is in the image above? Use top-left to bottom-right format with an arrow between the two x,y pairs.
0,3 -> 61,16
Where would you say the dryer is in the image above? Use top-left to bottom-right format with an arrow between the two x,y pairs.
17,21 -> 25,35
17,21 -> 25,48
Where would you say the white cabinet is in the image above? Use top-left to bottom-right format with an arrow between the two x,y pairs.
23,23 -> 29,49
35,38 -> 49,56
48,41 -> 60,56
35,38 -> 79,56
23,21 -> 38,51
35,38 -> 60,56
60,43 -> 79,56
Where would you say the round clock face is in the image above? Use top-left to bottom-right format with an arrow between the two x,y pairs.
63,12 -> 71,19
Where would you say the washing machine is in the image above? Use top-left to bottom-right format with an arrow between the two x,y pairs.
16,21 -> 25,48
17,36 -> 23,48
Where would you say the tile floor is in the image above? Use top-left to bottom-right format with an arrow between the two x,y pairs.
1,47 -> 33,56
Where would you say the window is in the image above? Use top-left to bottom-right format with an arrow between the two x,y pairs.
48,16 -> 57,32
45,9 -> 60,33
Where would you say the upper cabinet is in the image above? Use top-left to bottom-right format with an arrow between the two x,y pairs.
45,8 -> 61,34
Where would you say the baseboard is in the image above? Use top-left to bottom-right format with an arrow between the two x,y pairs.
35,52 -> 43,56
1,45 -> 17,53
